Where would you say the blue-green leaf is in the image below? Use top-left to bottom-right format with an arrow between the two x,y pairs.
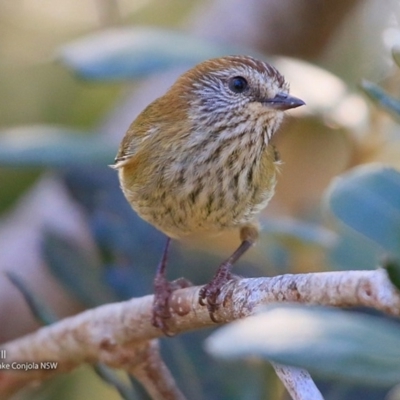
261,217 -> 337,248
327,223 -> 381,270
57,27 -> 246,81
361,80 -> 400,117
94,365 -> 140,400
206,305 -> 400,386
42,231 -> 117,307
0,125 -> 114,167
325,164 -> 400,259
6,271 -> 58,325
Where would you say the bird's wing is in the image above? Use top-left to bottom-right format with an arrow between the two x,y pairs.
111,101 -> 161,169
112,127 -> 157,169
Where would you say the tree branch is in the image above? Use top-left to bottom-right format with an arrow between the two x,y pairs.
0,269 -> 398,398
104,340 -> 187,400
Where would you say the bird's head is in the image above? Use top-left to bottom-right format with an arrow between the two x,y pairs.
172,55 -> 304,140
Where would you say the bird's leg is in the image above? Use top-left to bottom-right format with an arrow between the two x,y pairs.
152,237 -> 192,335
199,224 -> 259,322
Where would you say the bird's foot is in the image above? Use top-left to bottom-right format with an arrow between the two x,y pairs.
152,276 -> 192,336
199,262 -> 238,322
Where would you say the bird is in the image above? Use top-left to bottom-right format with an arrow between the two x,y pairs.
112,55 -> 304,333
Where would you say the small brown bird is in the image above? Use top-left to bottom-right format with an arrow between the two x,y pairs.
112,55 -> 304,332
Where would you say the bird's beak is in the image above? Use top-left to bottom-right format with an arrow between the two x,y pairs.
262,93 -> 305,110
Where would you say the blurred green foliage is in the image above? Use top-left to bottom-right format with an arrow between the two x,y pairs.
207,305 -> 400,387
57,27 -> 242,81
326,165 -> 400,259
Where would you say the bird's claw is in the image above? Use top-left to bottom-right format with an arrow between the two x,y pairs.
199,286 -> 222,322
199,263 -> 235,322
152,277 -> 192,336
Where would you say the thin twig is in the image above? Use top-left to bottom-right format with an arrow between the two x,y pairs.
272,363 -> 324,400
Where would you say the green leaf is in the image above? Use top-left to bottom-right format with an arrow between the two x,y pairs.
205,305 -> 400,386
6,271 -> 58,325
0,125 -> 115,167
93,365 -> 140,400
325,164 -> 400,259
384,258 -> 400,291
360,80 -> 400,117
392,47 -> 400,69
57,27 -> 248,81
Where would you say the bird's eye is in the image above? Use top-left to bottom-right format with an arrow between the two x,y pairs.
228,76 -> 248,93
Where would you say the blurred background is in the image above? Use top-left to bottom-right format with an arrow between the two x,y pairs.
2,0 -> 400,399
